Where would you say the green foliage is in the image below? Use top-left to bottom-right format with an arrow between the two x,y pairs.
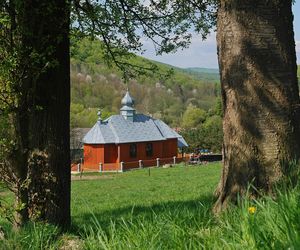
70,104 -> 112,128
180,97 -> 223,153
182,104 -> 206,128
213,97 -> 223,117
181,115 -> 223,153
201,115 -> 223,152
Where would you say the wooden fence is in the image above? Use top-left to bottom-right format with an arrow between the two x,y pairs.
71,155 -> 190,173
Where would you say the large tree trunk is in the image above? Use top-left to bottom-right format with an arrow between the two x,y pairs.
13,1 -> 71,227
214,0 -> 300,212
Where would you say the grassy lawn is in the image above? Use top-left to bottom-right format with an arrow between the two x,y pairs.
71,163 -> 221,231
70,163 -> 222,249
1,163 -> 222,249
2,162 -> 300,249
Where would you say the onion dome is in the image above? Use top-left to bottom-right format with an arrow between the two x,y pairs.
121,90 -> 134,107
120,90 -> 136,121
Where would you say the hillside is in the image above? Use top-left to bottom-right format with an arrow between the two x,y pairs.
70,38 -> 221,128
182,67 -> 220,82
186,68 -> 219,74
184,66 -> 300,86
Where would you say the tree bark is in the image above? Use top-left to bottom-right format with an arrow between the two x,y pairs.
13,0 -> 71,227
214,0 -> 300,212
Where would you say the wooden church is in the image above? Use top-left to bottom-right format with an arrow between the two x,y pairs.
82,90 -> 188,171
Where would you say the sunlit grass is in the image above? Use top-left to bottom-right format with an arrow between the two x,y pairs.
2,162 -> 300,249
71,163 -> 221,231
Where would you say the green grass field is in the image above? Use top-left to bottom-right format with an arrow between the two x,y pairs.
71,163 -> 222,249
71,164 -> 221,230
2,163 -> 300,249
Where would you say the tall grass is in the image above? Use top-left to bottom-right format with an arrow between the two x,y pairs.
82,201 -> 214,250
81,186 -> 300,249
0,223 -> 61,250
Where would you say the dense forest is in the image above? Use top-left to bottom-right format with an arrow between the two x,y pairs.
70,39 -> 300,153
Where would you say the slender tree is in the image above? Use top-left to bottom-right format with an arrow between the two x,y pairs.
214,0 -> 300,211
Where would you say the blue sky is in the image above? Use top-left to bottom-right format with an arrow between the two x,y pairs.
142,2 -> 300,69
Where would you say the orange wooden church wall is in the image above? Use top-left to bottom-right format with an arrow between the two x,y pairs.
83,138 -> 178,170
118,138 -> 177,163
162,138 -> 178,158
104,144 -> 118,163
83,144 -> 104,169
119,140 -> 163,163
84,144 -> 118,169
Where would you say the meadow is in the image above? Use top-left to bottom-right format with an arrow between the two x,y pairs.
1,163 -> 300,249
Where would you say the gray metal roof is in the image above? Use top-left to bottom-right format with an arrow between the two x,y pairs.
83,114 -> 188,147
120,105 -> 135,111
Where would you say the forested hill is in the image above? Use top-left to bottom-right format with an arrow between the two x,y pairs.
70,38 -> 222,129
181,68 -> 220,82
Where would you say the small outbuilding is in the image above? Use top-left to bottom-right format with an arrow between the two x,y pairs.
82,90 -> 188,171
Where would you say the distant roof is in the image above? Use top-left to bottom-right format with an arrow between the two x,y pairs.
83,114 -> 188,147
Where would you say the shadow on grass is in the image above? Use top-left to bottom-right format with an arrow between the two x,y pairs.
70,194 -> 215,234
